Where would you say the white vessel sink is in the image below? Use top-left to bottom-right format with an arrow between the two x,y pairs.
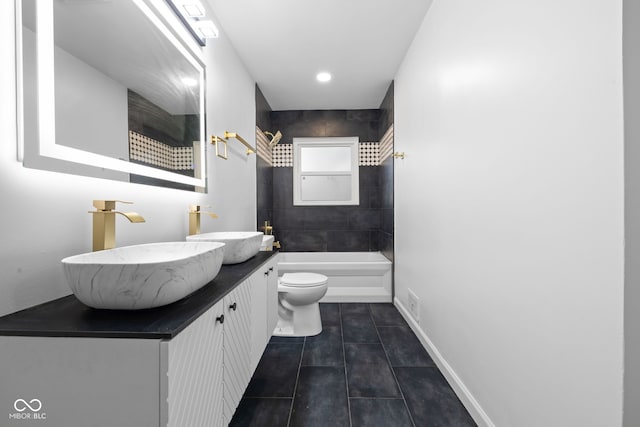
187,231 -> 263,264
61,242 -> 225,310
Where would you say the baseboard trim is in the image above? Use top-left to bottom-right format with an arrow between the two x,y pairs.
394,297 -> 495,427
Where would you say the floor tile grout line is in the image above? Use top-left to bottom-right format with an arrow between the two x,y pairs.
239,396 -> 294,400
348,396 -> 408,400
340,304 -> 353,427
371,303 -> 418,427
375,324 -> 437,368
286,335 -> 306,427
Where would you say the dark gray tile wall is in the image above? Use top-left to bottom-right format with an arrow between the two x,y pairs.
256,161 -> 273,232
378,82 -> 394,262
271,110 -> 380,145
256,85 -> 274,230
379,81 -> 394,138
271,166 -> 382,252
254,83 -> 394,257
256,84 -> 273,132
270,109 -> 383,252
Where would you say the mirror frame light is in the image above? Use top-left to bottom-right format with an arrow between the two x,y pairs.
20,0 -> 207,189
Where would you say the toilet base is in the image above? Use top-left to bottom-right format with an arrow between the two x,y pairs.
273,301 -> 322,337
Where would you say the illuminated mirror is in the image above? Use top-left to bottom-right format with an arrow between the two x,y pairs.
17,0 -> 207,191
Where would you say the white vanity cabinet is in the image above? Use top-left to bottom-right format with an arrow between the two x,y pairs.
266,256 -> 279,337
167,255 -> 280,426
0,253 -> 280,427
164,300 -> 225,427
249,255 -> 279,372
221,279 -> 252,424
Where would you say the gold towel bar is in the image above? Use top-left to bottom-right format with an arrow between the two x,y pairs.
224,131 -> 256,155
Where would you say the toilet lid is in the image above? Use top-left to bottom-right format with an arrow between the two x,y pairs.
280,272 -> 328,287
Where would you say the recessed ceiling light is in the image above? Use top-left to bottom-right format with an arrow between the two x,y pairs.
316,72 -> 332,83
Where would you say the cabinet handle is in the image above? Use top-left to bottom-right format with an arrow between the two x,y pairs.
229,302 -> 237,311
269,267 -> 274,272
264,271 -> 270,276
216,314 -> 224,324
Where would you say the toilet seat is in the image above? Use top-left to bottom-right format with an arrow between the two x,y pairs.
280,272 -> 328,288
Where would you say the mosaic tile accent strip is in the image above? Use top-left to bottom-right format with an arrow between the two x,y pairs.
273,142 -> 382,167
379,124 -> 394,163
129,130 -> 194,170
256,126 -> 273,165
273,143 -> 293,167
359,142 -> 379,166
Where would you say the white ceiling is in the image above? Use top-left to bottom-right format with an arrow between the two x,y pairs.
205,0 -> 433,111
52,0 -> 201,115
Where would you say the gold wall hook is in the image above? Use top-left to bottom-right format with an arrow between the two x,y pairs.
224,131 -> 256,155
393,152 -> 406,159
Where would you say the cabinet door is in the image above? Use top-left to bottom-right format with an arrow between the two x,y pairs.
164,299 -> 225,427
266,255 -> 279,337
249,267 -> 267,373
222,279 -> 252,423
249,254 -> 280,374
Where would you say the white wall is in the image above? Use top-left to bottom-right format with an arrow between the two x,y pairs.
623,0 -> 640,425
54,42 -> 129,160
0,1 -> 256,317
394,1 -> 624,426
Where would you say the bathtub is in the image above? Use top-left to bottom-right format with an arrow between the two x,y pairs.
277,252 -> 392,303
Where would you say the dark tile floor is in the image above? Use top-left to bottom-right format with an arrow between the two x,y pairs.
230,303 -> 477,427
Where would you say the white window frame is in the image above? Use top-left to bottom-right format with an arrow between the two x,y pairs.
293,137 -> 359,206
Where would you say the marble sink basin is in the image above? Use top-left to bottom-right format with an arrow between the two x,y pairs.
61,242 -> 225,310
186,231 -> 263,264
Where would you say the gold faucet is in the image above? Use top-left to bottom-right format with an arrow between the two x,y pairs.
262,221 -> 273,235
89,200 -> 145,251
188,205 -> 218,235
261,221 -> 281,249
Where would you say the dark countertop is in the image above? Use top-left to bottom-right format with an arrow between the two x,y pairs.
0,251 -> 278,340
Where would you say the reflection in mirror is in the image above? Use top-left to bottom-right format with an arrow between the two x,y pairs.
18,0 -> 207,191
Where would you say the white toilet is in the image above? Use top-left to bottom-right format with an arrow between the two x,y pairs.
274,272 -> 328,337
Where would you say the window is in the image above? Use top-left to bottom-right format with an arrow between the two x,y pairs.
293,137 -> 359,206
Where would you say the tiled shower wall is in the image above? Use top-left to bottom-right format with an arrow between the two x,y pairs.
378,82 -> 394,262
256,85 -> 274,230
255,83 -> 394,257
